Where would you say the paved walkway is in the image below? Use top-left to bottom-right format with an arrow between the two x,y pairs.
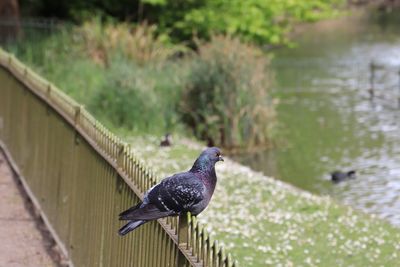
0,152 -> 56,267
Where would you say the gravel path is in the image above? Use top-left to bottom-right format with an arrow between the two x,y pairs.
0,152 -> 56,267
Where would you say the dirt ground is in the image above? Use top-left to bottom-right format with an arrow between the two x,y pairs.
0,151 -> 57,267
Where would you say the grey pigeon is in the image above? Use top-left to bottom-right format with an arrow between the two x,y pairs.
118,147 -> 224,236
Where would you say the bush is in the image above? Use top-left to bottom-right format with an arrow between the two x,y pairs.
89,58 -> 186,134
181,35 -> 276,151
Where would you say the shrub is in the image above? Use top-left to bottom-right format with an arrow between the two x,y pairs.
180,35 -> 276,151
89,58 -> 186,134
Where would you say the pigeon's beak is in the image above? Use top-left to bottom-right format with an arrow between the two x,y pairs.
218,155 -> 224,162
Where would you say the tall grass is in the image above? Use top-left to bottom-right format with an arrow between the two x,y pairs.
181,35 -> 276,151
76,18 -> 185,66
89,58 -> 187,134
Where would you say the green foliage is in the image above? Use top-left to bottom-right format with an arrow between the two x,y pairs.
20,0 -> 346,45
181,35 -> 276,150
7,22 -> 187,135
89,58 -> 186,134
154,0 -> 346,45
7,21 -> 277,148
142,0 -> 166,5
6,25 -> 106,104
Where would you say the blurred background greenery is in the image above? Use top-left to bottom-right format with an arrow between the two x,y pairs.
1,0 -> 353,151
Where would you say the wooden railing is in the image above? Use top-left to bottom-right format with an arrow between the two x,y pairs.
0,48 -> 236,267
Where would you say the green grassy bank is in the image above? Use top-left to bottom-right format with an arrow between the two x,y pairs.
126,135 -> 400,266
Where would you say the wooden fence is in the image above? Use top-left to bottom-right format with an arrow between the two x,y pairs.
0,48 -> 236,267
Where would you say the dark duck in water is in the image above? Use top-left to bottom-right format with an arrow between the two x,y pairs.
118,147 -> 224,235
331,170 -> 356,183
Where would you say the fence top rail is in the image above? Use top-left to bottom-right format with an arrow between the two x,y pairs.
0,47 -> 236,267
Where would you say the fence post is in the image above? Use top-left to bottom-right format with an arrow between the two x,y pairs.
117,143 -> 125,170
74,105 -> 81,126
46,83 -> 52,99
177,212 -> 189,266
212,240 -> 219,267
369,61 -> 375,100
74,105 -> 81,145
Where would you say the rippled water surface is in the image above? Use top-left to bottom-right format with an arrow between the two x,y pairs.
235,11 -> 400,226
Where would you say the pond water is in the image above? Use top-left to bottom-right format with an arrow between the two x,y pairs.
234,10 -> 400,226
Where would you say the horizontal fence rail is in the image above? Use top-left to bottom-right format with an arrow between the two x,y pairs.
0,48 -> 236,267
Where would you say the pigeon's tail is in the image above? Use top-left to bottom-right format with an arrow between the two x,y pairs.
118,220 -> 146,236
119,202 -> 142,218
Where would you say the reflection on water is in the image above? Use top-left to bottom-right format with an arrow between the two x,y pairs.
234,10 -> 400,226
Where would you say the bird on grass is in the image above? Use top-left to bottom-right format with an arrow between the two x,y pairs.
118,147 -> 224,236
160,133 -> 172,147
331,170 -> 356,183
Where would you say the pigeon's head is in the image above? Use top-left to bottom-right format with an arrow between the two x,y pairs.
191,147 -> 224,172
198,147 -> 224,165
203,147 -> 224,163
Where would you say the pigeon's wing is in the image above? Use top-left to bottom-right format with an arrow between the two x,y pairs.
119,203 -> 173,221
147,172 -> 205,213
119,185 -> 174,221
119,172 -> 204,220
